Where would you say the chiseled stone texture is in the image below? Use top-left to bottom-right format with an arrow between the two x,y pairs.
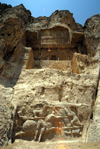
0,2 -> 100,147
11,66 -> 99,142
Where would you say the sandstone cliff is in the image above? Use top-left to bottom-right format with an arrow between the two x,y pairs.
0,3 -> 100,148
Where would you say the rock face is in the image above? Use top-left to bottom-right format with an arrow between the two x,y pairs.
0,3 -> 32,147
0,93 -> 13,146
84,14 -> 100,57
0,2 -> 100,147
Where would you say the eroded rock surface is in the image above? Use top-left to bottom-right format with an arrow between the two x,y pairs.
0,3 -> 32,147
84,14 -> 100,57
0,2 -> 100,147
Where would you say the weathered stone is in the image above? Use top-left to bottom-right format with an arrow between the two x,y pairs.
48,10 -> 76,30
0,3 -> 12,15
84,14 -> 100,57
0,90 -> 13,146
0,2 -> 100,148
0,3 -> 33,147
22,120 -> 36,132
1,140 -> 100,149
84,14 -> 100,35
76,23 -> 84,32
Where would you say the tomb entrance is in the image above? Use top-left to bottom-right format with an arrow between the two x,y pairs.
24,25 -> 87,70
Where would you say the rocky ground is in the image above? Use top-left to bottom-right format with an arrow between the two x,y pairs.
1,140 -> 100,149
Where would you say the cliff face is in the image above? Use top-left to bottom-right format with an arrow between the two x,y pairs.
0,3 -> 31,146
0,3 -> 100,147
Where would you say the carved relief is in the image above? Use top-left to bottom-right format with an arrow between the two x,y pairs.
39,27 -> 70,45
13,104 -> 84,142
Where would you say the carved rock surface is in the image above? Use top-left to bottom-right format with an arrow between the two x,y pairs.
0,2 -> 100,148
12,66 -> 99,142
22,120 -> 37,132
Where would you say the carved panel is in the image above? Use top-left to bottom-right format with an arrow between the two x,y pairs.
13,103 -> 88,142
39,28 -> 70,45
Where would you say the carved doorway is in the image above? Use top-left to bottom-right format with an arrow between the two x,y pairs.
51,55 -> 57,60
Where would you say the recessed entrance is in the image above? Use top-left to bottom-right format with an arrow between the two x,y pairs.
51,55 -> 56,60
